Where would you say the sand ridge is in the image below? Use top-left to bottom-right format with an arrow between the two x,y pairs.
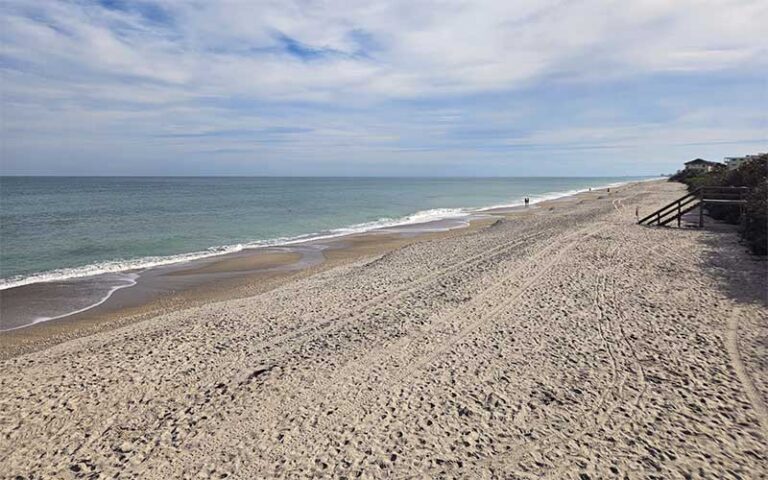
0,180 -> 766,479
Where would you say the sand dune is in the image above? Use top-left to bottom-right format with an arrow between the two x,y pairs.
1,180 -> 766,479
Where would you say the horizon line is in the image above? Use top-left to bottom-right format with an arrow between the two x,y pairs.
0,174 -> 665,179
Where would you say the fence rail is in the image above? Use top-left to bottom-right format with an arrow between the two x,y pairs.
639,186 -> 749,227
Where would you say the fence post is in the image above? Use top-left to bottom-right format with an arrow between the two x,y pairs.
677,201 -> 681,227
699,189 -> 704,228
739,189 -> 747,232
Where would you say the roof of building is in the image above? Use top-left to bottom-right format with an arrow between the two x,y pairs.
684,158 -> 721,166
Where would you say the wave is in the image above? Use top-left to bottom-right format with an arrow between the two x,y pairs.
0,207 -> 470,290
0,245 -> 248,290
0,179 -> 651,291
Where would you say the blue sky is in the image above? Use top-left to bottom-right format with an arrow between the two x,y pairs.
1,0 -> 766,176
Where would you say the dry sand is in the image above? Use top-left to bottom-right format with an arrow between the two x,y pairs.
1,180 -> 766,479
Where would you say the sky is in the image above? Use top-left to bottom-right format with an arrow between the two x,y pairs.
0,0 -> 766,176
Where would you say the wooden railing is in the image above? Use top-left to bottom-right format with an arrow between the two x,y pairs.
639,186 -> 749,227
638,189 -> 701,226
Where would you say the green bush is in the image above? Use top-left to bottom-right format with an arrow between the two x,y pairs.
743,175 -> 767,255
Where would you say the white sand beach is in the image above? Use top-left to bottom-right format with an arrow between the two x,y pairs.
1,180 -> 766,478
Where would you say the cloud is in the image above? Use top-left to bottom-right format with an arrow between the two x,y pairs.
0,0 -> 766,175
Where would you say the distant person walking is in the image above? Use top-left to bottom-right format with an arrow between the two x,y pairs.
524,197 -> 529,207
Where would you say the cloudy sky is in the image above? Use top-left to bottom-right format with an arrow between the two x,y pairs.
1,0 -> 766,176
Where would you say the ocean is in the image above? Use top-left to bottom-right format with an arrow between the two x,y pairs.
0,176 -> 649,291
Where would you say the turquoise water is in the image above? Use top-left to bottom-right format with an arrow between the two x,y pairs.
0,176 -> 647,288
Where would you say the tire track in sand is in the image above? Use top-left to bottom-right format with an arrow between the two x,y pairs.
462,224 -> 649,477
726,307 -> 768,439
260,223 -> 611,465
230,228 -> 550,362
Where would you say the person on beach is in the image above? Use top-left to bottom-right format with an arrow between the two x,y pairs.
524,197 -> 529,207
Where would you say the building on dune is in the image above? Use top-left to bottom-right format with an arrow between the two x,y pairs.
684,158 -> 722,173
724,153 -> 766,170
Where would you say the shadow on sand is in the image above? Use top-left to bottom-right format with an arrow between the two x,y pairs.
698,220 -> 767,308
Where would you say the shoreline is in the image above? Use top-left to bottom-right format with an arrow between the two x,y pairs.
0,178 -> 650,337
0,177 -> 651,291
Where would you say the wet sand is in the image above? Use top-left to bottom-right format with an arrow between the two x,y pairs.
167,251 -> 304,276
1,180 -> 766,478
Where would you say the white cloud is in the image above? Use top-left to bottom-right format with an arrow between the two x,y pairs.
0,0 -> 766,175
3,0 -> 766,102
